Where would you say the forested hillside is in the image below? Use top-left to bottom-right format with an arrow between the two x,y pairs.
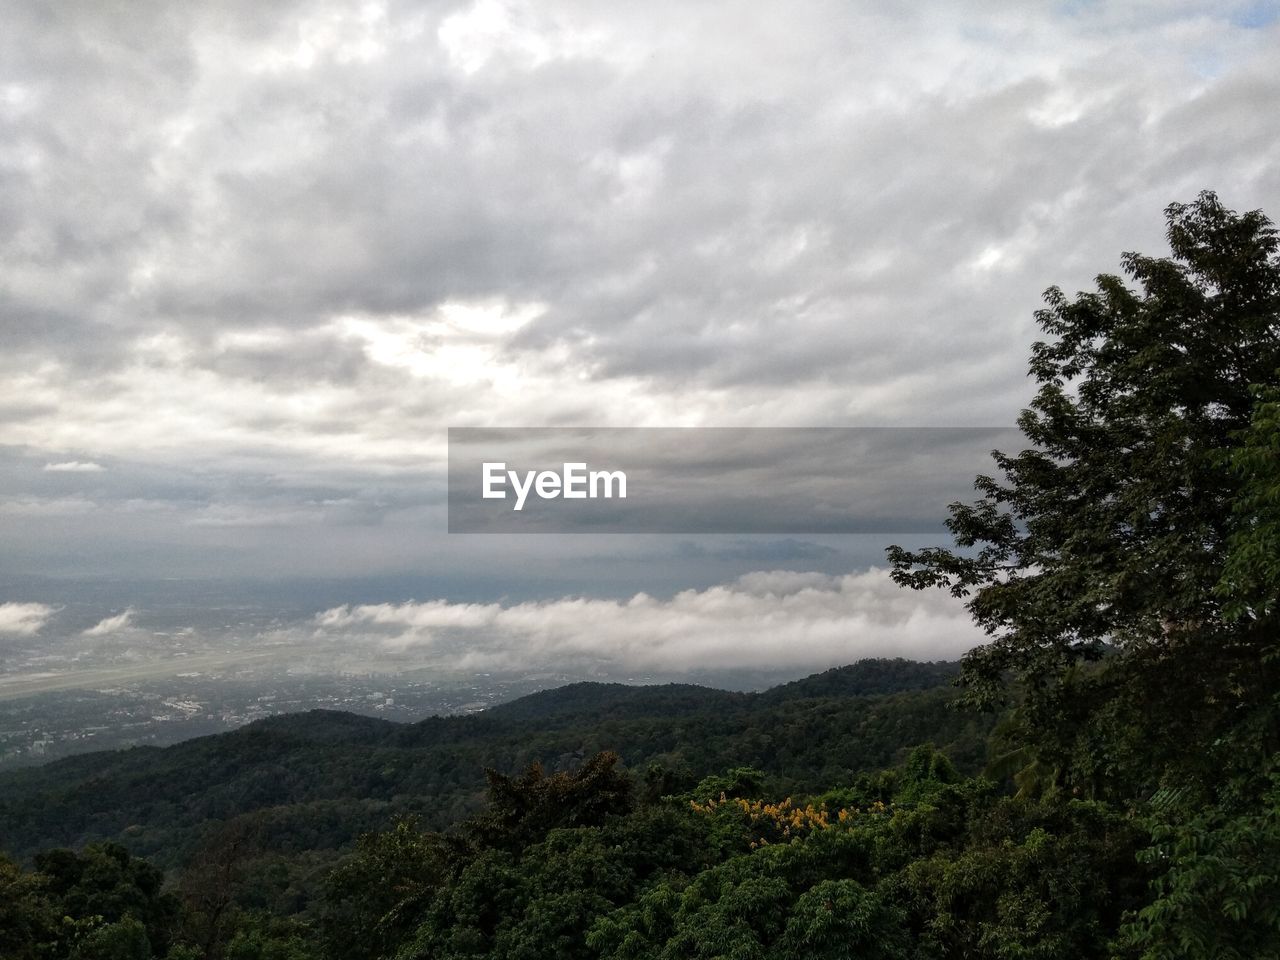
0,659 -> 983,867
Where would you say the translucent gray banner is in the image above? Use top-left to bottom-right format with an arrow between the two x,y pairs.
447,427 -> 1022,534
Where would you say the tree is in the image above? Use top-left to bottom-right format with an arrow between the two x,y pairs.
1118,765 -> 1280,960
1219,381 -> 1280,621
888,191 -> 1280,797
320,817 -> 454,960
177,822 -> 263,960
467,751 -> 634,851
0,853 -> 58,960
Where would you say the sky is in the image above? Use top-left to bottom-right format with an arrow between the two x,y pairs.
1,0 -> 1278,675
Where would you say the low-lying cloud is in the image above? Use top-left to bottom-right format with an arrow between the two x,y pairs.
0,602 -> 56,635
82,609 -> 136,636
312,567 -> 981,673
43,461 -> 105,473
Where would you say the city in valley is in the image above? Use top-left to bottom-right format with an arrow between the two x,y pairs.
0,582 -> 794,769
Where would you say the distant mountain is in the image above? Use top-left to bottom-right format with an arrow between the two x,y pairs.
0,658 -> 990,867
761,658 -> 960,702
480,681 -> 748,724
249,709 -> 401,743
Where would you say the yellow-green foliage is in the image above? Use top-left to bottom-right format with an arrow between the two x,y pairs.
689,794 -> 892,847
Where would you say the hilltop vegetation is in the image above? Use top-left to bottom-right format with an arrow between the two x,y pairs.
0,661 -> 1001,959
0,672 -> 1145,960
0,659 -> 984,868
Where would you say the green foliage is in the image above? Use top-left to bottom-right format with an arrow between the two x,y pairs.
888,191 -> 1280,799
780,879 -> 906,960
1119,767 -> 1280,960
0,727 -> 1234,960
394,802 -> 714,960
1218,381 -> 1280,623
223,914 -> 318,960
68,915 -> 151,960
688,766 -> 766,802
320,817 -> 454,960
894,799 -> 1148,959
312,743 -> 1146,960
0,844 -> 180,959
468,751 -> 634,851
0,852 -> 58,960
606,842 -> 904,960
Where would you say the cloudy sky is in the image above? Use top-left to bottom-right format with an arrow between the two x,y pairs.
1,0 -> 1278,673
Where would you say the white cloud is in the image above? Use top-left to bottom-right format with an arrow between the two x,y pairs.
0,602 -> 55,635
0,1 -> 1277,580
312,567 -> 982,672
42,461 -> 104,472
82,608 -> 135,636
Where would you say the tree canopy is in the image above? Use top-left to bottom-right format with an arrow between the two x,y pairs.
889,190 -> 1280,798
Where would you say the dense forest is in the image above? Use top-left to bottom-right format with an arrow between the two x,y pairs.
0,659 -> 981,867
2,192 -> 1279,958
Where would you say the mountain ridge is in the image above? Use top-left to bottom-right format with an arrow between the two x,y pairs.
0,658 -> 988,867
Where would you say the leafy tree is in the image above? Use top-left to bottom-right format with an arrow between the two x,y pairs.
688,766 -> 766,802
1218,381 -> 1280,622
35,843 -> 181,958
320,817 -> 454,960
222,914 -> 318,960
0,845 -> 186,960
467,751 -> 634,851
893,801 -> 1146,959
888,191 -> 1280,796
778,879 -> 907,960
0,853 -> 58,959
638,759 -> 696,804
67,915 -> 151,960
1118,766 -> 1280,959
177,822 -> 263,960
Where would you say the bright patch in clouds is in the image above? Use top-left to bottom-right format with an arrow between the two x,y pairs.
340,299 -> 545,387
438,0 -> 611,74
